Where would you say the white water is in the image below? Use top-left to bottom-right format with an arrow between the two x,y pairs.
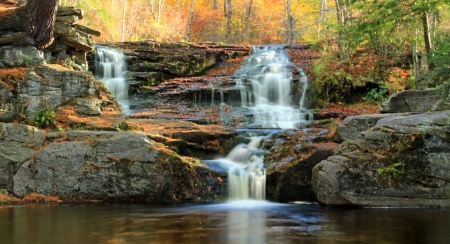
203,137 -> 266,201
95,46 -> 130,113
204,45 -> 313,201
231,45 -> 312,129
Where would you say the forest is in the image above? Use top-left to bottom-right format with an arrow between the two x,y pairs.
66,0 -> 450,103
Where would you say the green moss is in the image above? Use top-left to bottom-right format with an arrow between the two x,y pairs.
377,162 -> 405,177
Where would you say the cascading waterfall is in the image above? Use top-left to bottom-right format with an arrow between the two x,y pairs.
203,136 -> 266,201
229,45 -> 312,129
94,46 -> 130,113
204,45 -> 312,201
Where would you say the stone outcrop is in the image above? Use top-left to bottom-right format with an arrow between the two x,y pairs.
95,42 -> 249,79
335,113 -> 401,142
0,65 -> 106,121
263,124 -> 339,202
0,123 -> 226,202
0,4 -> 99,72
380,89 -> 450,113
312,110 -> 450,207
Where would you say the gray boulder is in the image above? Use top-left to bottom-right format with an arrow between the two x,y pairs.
0,124 -> 226,202
0,46 -> 46,67
380,89 -> 450,113
312,110 -> 450,207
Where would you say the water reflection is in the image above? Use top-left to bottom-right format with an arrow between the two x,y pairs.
1,202 -> 450,244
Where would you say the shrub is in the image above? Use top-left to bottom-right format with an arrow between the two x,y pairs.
32,109 -> 58,128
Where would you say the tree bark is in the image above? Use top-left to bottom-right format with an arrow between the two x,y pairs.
24,0 -> 59,48
422,12 -> 432,54
225,0 -> 232,43
121,0 -> 127,42
185,0 -> 194,42
244,0 -> 252,43
285,0 -> 294,44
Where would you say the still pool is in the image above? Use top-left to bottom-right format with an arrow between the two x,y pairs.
1,201 -> 449,244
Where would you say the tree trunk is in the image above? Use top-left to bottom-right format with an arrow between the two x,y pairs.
225,0 -> 232,43
157,0 -> 164,22
318,0 -> 327,39
422,12 -> 432,54
242,0 -> 252,43
334,0 -> 350,59
24,0 -> 59,48
285,0 -> 295,44
185,0 -> 194,42
121,0 -> 127,42
212,0 -> 217,10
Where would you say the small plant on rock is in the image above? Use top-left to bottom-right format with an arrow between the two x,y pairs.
377,162 -> 405,177
32,109 -> 58,128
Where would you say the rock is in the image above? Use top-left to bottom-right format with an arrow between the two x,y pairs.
55,23 -> 95,52
56,15 -> 79,24
57,6 -> 83,19
0,46 -> 46,67
0,66 -> 98,121
95,42 -> 250,77
0,123 -> 45,192
380,89 -> 449,113
263,127 -> 339,202
73,24 -> 101,37
5,128 -> 226,202
312,110 -> 450,207
75,98 -> 102,115
336,113 -> 399,142
0,189 -> 8,196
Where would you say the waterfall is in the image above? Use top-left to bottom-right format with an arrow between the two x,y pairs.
204,45 -> 313,201
228,45 -> 312,129
94,46 -> 130,113
203,136 -> 266,201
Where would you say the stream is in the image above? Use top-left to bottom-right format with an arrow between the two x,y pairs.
1,202 -> 450,244
11,45 -> 443,244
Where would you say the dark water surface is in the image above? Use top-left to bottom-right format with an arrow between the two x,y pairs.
1,201 -> 449,244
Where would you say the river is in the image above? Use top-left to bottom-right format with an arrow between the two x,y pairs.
1,202 -> 449,244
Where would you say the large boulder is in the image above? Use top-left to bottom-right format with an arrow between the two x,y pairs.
0,123 -> 226,202
312,110 -> 450,207
380,89 -> 450,113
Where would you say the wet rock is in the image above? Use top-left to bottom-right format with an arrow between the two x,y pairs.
312,110 -> 450,207
264,127 -> 339,202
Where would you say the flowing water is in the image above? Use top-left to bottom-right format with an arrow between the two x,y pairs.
204,45 -> 312,201
94,46 -> 130,114
228,45 -> 312,129
2,203 -> 449,244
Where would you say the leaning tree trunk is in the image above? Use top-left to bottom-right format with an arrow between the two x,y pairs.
24,0 -> 59,48
0,0 -> 59,48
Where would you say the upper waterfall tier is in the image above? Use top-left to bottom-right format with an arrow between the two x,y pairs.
94,46 -> 130,114
230,45 -> 312,129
